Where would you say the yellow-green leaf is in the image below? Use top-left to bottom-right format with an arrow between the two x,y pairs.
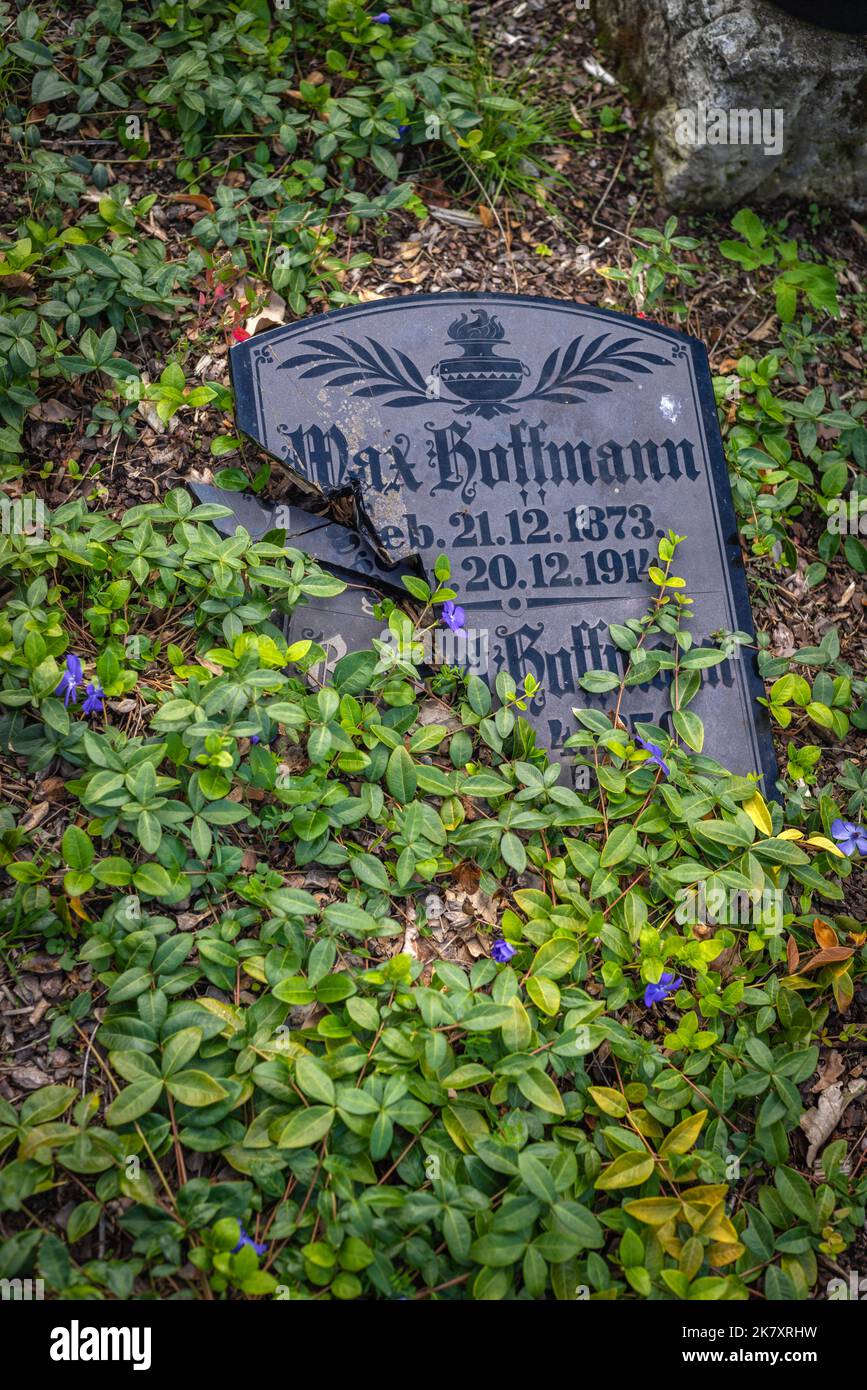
659,1109 -> 707,1158
623,1197 -> 681,1226
743,791 -> 772,836
587,1085 -> 629,1118
595,1151 -> 655,1190
525,974 -> 561,1016
502,996 -> 533,1051
805,835 -> 846,858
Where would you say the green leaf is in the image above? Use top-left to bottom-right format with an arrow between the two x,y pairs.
136,810 -> 162,854
774,1165 -> 817,1226
295,1056 -> 335,1106
386,745 -> 417,804
693,818 -> 754,849
20,1085 -> 77,1126
349,852 -> 390,892
160,1028 -> 202,1078
132,861 -> 172,896
440,1064 -> 493,1090
517,1068 -> 565,1115
67,1201 -> 101,1244
500,830 -> 526,873
468,1233 -> 527,1267
600,823 -> 638,868
461,772 -> 512,798
63,869 -> 94,896
518,1150 -> 558,1203
164,1070 -> 228,1107
466,675 -> 492,717
92,856 -> 133,886
672,709 -> 704,752
579,670 -> 621,693
276,1105 -> 335,1149
530,937 -> 580,980
62,824 -> 94,870
443,1208 -> 472,1262
106,1078 -> 164,1126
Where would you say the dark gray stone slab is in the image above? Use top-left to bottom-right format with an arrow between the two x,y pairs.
230,293 -> 777,788
282,584 -> 384,686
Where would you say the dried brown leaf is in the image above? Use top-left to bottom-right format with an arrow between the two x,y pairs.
786,934 -> 800,973
813,918 -> 838,949
791,945 -> 854,975
812,1049 -> 846,1093
800,1079 -> 866,1166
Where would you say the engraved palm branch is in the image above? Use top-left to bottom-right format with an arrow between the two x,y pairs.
278,335 -> 432,407
278,329 -> 672,410
510,333 -> 672,405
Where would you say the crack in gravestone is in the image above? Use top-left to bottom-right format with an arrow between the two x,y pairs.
188,479 -> 409,677
229,292 -> 777,789
188,480 -> 414,596
189,480 -> 488,687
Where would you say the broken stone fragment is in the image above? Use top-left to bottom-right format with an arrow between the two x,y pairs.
188,480 -> 414,596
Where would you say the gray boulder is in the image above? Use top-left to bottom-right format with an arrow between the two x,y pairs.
597,0 -> 867,211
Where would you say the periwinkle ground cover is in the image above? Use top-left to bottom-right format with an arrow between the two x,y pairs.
0,499 -> 863,1300
0,0 -> 864,1305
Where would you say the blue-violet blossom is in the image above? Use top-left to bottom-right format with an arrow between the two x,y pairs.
831,819 -> 867,857
55,654 -> 83,707
440,601 -> 466,633
643,971 -> 682,1007
637,736 -> 669,777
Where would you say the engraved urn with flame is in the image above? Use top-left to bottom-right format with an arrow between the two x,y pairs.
435,310 -> 529,417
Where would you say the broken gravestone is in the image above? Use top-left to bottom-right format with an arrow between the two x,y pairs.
228,292 -> 777,788
187,480 -> 412,595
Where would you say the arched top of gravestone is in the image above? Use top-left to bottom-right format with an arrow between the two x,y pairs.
230,292 -> 720,558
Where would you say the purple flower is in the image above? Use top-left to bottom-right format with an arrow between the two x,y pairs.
250,734 -> 261,744
643,971 -> 682,1007
440,601 -> 466,633
55,654 -> 83,707
637,736 -> 669,777
233,1225 -> 267,1256
491,938 -> 516,964
373,11 -> 391,22
831,819 -> 867,857
81,682 -> 104,716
